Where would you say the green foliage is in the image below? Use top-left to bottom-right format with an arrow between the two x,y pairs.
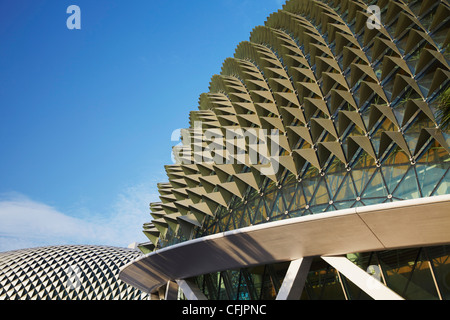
437,87 -> 450,130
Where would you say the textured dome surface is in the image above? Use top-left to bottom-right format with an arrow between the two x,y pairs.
0,245 -> 148,300
137,0 -> 450,253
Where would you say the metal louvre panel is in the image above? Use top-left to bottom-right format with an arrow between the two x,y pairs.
135,0 -> 450,264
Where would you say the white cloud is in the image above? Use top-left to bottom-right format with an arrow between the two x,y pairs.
0,183 -> 160,252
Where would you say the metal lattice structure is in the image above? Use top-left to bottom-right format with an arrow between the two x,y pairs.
138,0 -> 450,254
0,245 -> 149,300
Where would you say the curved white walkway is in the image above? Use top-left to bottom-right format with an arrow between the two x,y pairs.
119,194 -> 450,298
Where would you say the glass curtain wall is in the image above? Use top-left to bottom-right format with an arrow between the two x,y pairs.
184,245 -> 450,300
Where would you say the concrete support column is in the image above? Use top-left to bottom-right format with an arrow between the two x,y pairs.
322,256 -> 404,300
164,281 -> 179,300
176,279 -> 208,300
276,257 -> 313,300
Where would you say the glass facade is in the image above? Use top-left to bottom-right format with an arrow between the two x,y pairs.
183,245 -> 450,300
196,145 -> 449,238
157,143 -> 449,249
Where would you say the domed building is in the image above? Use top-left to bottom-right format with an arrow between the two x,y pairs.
119,0 -> 450,300
0,245 -> 148,300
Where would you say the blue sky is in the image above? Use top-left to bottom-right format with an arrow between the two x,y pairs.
0,0 -> 284,251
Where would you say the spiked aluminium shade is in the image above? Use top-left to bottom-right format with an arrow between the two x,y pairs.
0,245 -> 148,300
137,0 -> 450,255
